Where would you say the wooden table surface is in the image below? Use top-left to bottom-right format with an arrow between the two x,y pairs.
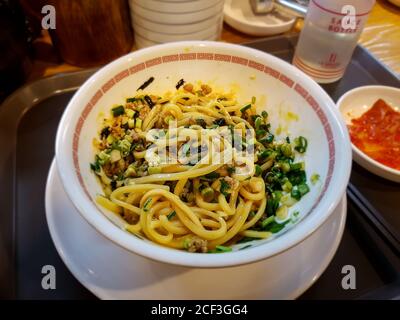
28,0 -> 400,83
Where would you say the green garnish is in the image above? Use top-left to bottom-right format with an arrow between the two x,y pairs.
280,143 -> 292,157
220,179 -> 230,196
255,117 -> 262,130
126,97 -> 137,103
261,111 -> 268,118
227,166 -> 235,175
209,245 -> 232,253
240,104 -> 251,113
311,173 -> 320,185
148,166 -> 162,175
294,136 -> 308,153
167,211 -> 176,220
216,245 -> 232,252
143,198 -> 152,212
255,164 -> 262,176
291,183 -> 310,200
201,187 -> 215,202
266,197 -> 279,216
90,159 -> 100,172
112,105 -> 125,117
261,216 -> 275,229
205,172 -> 220,179
259,132 -> 274,144
264,219 -> 291,233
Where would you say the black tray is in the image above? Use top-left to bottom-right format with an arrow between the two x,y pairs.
1,34 -> 399,300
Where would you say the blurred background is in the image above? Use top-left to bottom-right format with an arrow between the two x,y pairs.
0,0 -> 399,102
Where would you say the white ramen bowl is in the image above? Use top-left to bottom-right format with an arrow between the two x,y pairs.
55,41 -> 352,268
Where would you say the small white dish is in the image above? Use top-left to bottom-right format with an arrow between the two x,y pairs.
45,160 -> 347,299
132,13 -> 223,35
224,0 -> 296,36
133,0 -> 222,13
129,0 -> 224,25
337,85 -> 400,182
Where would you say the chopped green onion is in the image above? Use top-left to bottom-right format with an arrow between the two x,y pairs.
298,183 -> 310,196
118,139 -> 131,157
204,172 -> 220,180
259,133 -> 274,144
90,160 -> 100,172
106,134 -> 114,145
255,117 -> 262,130
124,165 -> 137,177
266,197 -> 279,216
259,149 -> 271,159
282,180 -> 293,192
261,216 -> 275,229
220,179 -> 230,196
128,119 -> 135,129
148,166 -> 162,175
287,169 -> 306,185
215,245 -> 232,252
126,97 -> 137,103
311,173 -> 320,185
143,198 -> 152,212
290,162 -> 305,171
294,136 -> 308,153
201,187 -> 215,202
255,164 -> 262,177
240,104 -> 251,113
167,211 -> 176,220
126,109 -> 135,118
291,187 -> 301,200
276,205 -> 289,220
256,129 -> 267,136
112,105 -> 125,117
280,143 -> 292,157
264,219 -> 291,233
251,96 -> 256,104
281,161 -> 291,173
135,118 -> 142,129
261,111 -> 268,118
110,149 -> 121,163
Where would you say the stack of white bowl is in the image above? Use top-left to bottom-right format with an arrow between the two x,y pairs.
128,0 -> 225,48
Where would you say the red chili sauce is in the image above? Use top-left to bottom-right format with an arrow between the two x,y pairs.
349,99 -> 400,170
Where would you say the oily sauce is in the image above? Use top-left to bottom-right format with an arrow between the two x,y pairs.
349,99 -> 400,170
